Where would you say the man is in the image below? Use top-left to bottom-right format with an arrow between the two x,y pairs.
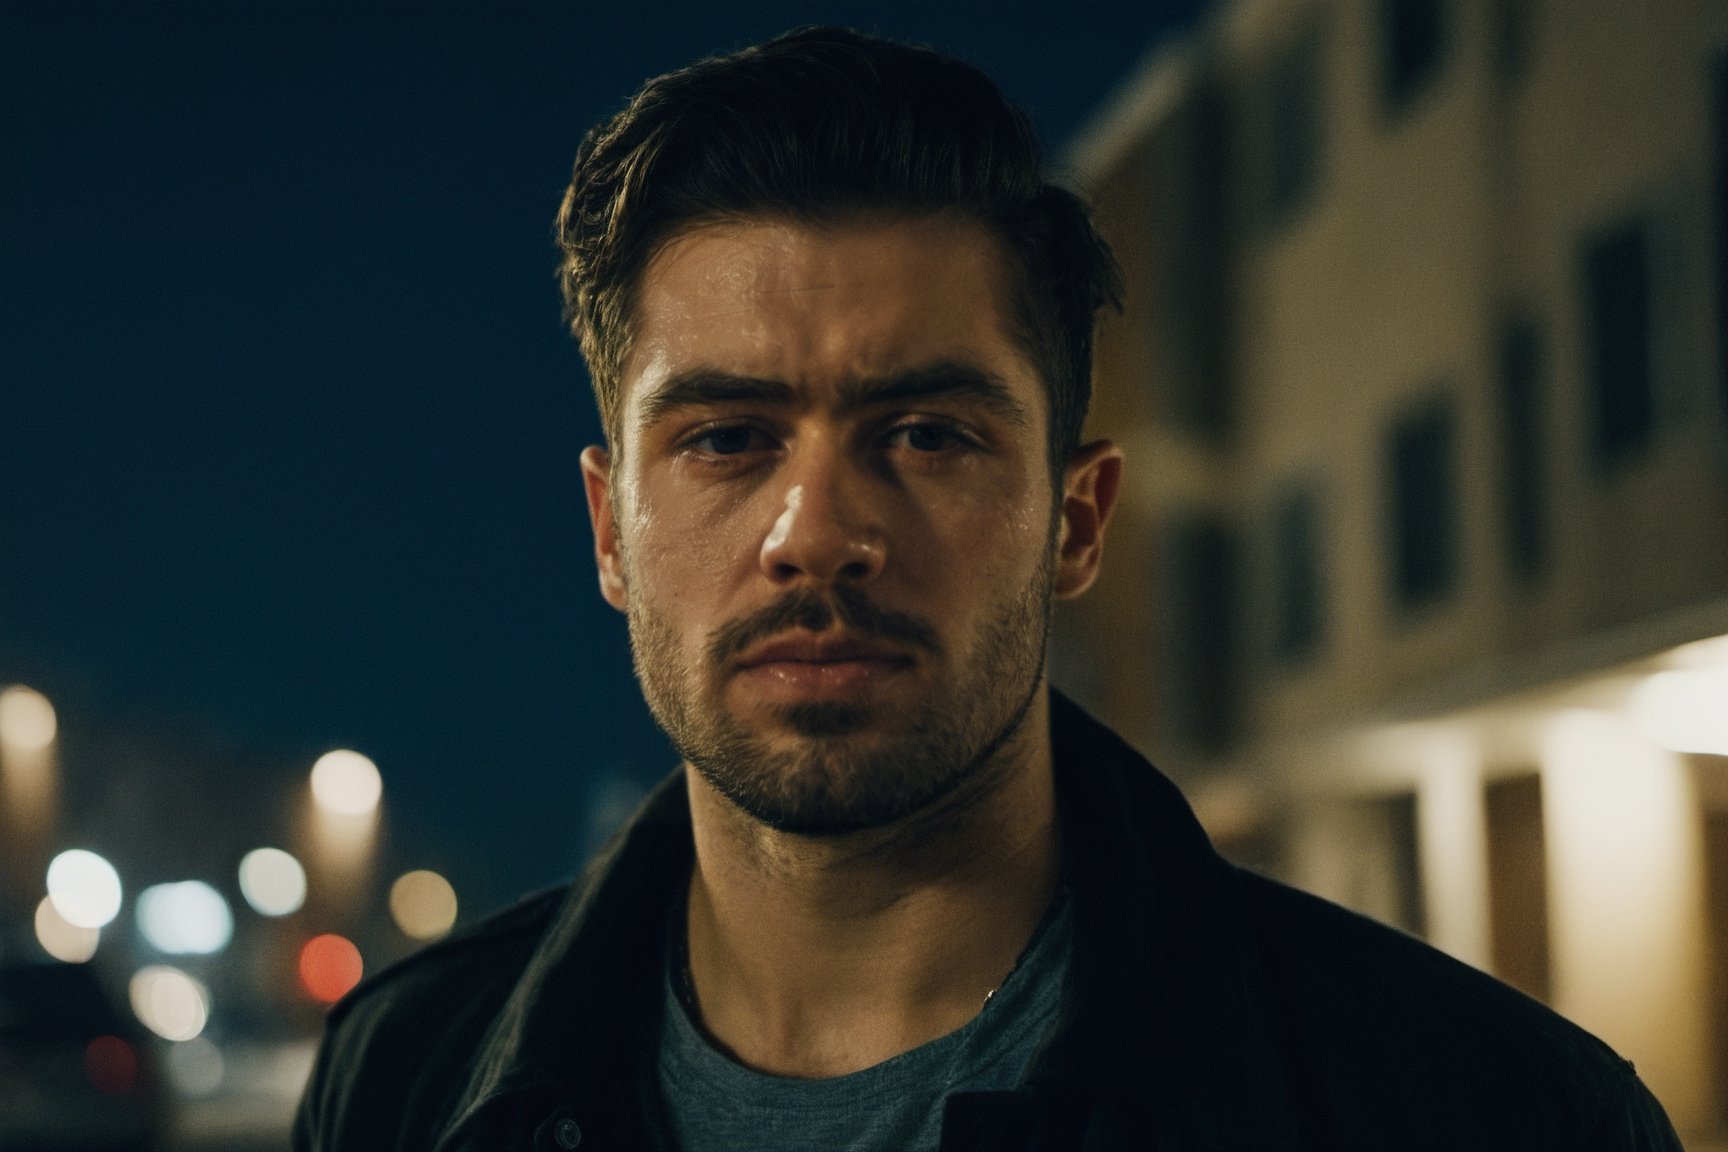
295,27 -> 1680,1152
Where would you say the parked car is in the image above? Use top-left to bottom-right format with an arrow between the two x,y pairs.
0,949 -> 168,1152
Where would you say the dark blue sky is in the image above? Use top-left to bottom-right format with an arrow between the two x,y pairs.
1,1 -> 1208,913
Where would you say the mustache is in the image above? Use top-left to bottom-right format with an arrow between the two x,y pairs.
706,585 -> 942,666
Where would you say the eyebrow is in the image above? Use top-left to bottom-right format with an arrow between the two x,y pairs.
637,361 -> 1032,431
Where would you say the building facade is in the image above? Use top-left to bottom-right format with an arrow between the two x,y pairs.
1056,0 -> 1728,1137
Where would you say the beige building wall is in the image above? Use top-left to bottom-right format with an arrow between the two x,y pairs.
1063,0 -> 1728,1136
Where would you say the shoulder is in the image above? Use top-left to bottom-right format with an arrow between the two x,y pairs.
293,884 -> 568,1151
1233,868 -> 1679,1150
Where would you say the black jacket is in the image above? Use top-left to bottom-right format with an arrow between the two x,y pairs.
294,692 -> 1682,1151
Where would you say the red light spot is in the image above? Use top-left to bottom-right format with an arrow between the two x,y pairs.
298,933 -> 363,1003
84,1035 -> 137,1095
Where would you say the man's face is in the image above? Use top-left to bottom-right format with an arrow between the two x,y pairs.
582,214 -> 1093,835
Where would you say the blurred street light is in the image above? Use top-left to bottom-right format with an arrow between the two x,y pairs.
47,848 -> 122,928
130,965 -> 210,1042
239,846 -> 307,916
389,870 -> 457,940
0,684 -> 57,752
35,894 -> 100,962
137,881 -> 234,954
310,750 -> 381,816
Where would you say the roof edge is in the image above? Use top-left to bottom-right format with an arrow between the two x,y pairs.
1056,36 -> 1196,190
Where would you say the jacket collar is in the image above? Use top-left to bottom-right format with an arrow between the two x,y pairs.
436,689 -> 1298,1150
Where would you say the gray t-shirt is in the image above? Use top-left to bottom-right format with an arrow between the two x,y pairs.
653,891 -> 1072,1152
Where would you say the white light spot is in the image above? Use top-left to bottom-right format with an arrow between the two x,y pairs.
34,895 -> 99,963
47,849 -> 122,929
238,847 -> 307,916
137,881 -> 233,955
1631,668 -> 1728,756
761,484 -> 804,555
0,685 -> 57,752
129,966 -> 209,1042
310,750 -> 382,816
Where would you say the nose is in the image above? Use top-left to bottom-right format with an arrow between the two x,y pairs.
758,445 -> 886,587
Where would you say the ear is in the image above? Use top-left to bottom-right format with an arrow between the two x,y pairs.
580,445 -> 629,612
1053,439 -> 1123,599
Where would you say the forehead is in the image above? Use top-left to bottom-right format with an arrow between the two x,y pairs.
620,214 -> 1040,421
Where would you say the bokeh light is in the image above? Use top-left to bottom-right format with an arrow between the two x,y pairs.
238,847 -> 307,916
1631,668 -> 1728,756
165,1035 -> 225,1097
299,933 -> 363,1003
35,895 -> 100,963
47,849 -> 123,929
137,881 -> 233,954
129,965 -> 210,1042
389,870 -> 458,940
309,750 -> 382,816
84,1036 -> 138,1096
0,684 -> 57,752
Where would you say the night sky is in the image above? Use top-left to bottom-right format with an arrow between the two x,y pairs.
1,1 -> 1209,914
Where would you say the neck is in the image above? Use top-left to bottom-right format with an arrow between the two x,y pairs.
682,685 -> 1060,1079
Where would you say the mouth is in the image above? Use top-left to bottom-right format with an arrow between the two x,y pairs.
732,632 -> 915,699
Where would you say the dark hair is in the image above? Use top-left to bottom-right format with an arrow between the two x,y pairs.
555,26 -> 1123,476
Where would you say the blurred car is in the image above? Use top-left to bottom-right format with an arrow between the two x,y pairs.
0,950 -> 168,1152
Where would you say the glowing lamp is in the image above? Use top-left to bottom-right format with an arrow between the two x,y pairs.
136,881 -> 233,955
299,933 -> 363,1003
238,847 -> 307,916
47,849 -> 122,929
35,895 -> 99,963
310,750 -> 382,816
389,870 -> 458,940
0,684 -> 57,752
129,966 -> 209,1042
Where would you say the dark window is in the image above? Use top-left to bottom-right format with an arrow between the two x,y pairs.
1251,15 -> 1325,232
1497,314 -> 1547,580
1583,217 -> 1654,469
1490,0 -> 1532,92
1160,514 -> 1240,755
1379,0 -> 1448,114
1270,486 -> 1326,663
1387,396 -> 1459,609
1148,76 -> 1233,438
1713,52 -> 1727,429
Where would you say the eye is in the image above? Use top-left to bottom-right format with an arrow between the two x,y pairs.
887,421 -> 972,453
687,425 -> 771,456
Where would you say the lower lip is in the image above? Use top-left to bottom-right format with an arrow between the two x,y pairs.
735,659 -> 910,699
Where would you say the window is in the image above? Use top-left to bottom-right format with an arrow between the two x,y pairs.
1270,485 -> 1326,663
1496,314 -> 1547,580
1378,0 -> 1449,114
1490,0 -> 1532,92
1147,76 -> 1233,438
1249,14 -> 1325,233
1387,396 -> 1459,609
1714,52 -> 1727,429
1582,217 -> 1654,470
1159,514 -> 1240,755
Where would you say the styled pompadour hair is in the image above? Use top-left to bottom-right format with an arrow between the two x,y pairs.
554,26 -> 1123,475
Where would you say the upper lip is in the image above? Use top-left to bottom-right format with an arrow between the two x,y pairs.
735,632 -> 912,668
